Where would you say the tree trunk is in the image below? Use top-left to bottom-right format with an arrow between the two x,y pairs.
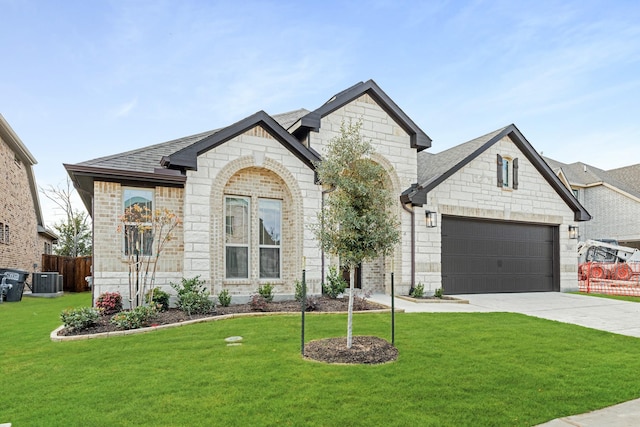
347,267 -> 355,348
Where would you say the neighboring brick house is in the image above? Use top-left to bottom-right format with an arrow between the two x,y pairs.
544,157 -> 640,248
0,114 -> 58,274
66,80 -> 589,301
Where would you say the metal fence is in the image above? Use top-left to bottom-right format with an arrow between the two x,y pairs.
578,261 -> 640,296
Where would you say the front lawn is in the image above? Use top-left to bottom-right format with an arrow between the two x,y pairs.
574,291 -> 640,303
2,293 -> 640,426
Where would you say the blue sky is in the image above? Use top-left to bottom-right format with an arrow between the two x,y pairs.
2,0 -> 640,225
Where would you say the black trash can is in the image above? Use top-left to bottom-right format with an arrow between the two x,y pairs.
0,268 -> 29,302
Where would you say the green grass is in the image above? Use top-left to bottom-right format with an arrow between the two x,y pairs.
573,291 -> 640,303
3,293 -> 640,426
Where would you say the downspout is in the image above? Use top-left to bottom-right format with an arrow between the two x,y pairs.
401,201 -> 416,294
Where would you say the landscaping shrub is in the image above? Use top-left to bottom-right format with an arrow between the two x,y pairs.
323,266 -> 346,298
145,288 -> 170,311
217,289 -> 231,307
95,292 -> 122,315
353,290 -> 372,311
171,276 -> 214,316
178,291 -> 214,316
249,294 -> 268,311
60,307 -> 101,331
410,283 -> 425,298
110,306 -> 158,330
294,279 -> 305,302
304,296 -> 320,311
257,283 -> 274,302
434,287 -> 443,298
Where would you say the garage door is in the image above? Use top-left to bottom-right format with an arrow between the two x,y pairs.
442,216 -> 559,294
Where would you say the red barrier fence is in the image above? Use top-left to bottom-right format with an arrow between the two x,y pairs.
578,261 -> 640,296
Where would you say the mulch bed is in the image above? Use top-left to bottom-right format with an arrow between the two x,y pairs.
57,296 -> 398,364
57,296 -> 386,337
304,336 -> 398,365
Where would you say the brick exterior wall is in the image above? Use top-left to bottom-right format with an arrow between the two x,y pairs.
414,135 -> 579,293
579,185 -> 640,245
0,135 -> 44,274
92,181 -> 184,302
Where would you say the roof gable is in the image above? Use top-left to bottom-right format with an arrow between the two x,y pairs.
290,79 -> 432,152
162,110 -> 321,171
413,124 -> 591,222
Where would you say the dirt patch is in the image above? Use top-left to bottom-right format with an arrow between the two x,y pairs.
304,336 -> 398,364
57,296 -> 387,337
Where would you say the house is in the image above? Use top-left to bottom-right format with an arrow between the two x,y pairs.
65,80 -> 589,302
544,157 -> 640,249
0,114 -> 58,274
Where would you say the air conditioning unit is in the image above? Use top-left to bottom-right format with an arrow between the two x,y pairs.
32,272 -> 63,293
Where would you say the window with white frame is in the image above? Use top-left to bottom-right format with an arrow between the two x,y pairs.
123,189 -> 154,256
259,199 -> 281,279
225,196 -> 250,278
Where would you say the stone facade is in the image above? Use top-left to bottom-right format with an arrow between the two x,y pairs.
415,135 -> 579,293
80,81 -> 587,302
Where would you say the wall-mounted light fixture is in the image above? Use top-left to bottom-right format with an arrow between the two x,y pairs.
425,210 -> 437,228
568,225 -> 579,240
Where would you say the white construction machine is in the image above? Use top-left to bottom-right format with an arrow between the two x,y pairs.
578,239 -> 640,280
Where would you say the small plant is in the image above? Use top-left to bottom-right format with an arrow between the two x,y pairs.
217,289 -> 232,307
178,292 -> 214,317
304,296 -> 320,312
434,287 -> 444,299
352,290 -> 372,311
60,307 -> 100,331
294,279 -> 305,302
110,306 -> 158,330
171,276 -> 207,297
410,283 -> 425,298
145,288 -> 170,311
323,266 -> 347,298
249,294 -> 268,311
257,283 -> 274,303
95,292 -> 123,315
171,276 -> 214,316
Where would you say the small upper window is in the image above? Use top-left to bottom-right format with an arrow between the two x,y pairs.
497,155 -> 519,190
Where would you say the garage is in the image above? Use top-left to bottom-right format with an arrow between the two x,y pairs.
441,216 -> 559,294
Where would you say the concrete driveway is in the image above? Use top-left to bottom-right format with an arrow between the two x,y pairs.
369,292 -> 640,338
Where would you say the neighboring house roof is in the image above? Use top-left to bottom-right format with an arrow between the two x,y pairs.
543,157 -> 640,201
605,164 -> 640,193
289,79 -> 432,152
65,109 -> 309,212
0,114 -> 56,240
162,110 -> 321,171
411,124 -> 591,222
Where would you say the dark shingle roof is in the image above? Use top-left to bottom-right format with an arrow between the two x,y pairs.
543,157 -> 640,199
608,164 -> 640,192
77,109 -> 310,174
417,127 -> 507,186
413,124 -> 590,222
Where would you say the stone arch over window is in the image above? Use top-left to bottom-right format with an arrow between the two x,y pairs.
210,156 -> 304,294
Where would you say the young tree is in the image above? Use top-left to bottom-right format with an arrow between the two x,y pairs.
119,205 -> 181,309
52,211 -> 92,256
312,120 -> 400,348
41,178 -> 92,256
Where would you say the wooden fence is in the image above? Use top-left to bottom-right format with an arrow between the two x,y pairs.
41,255 -> 92,292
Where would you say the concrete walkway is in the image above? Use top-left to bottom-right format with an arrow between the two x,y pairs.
368,292 -> 640,426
